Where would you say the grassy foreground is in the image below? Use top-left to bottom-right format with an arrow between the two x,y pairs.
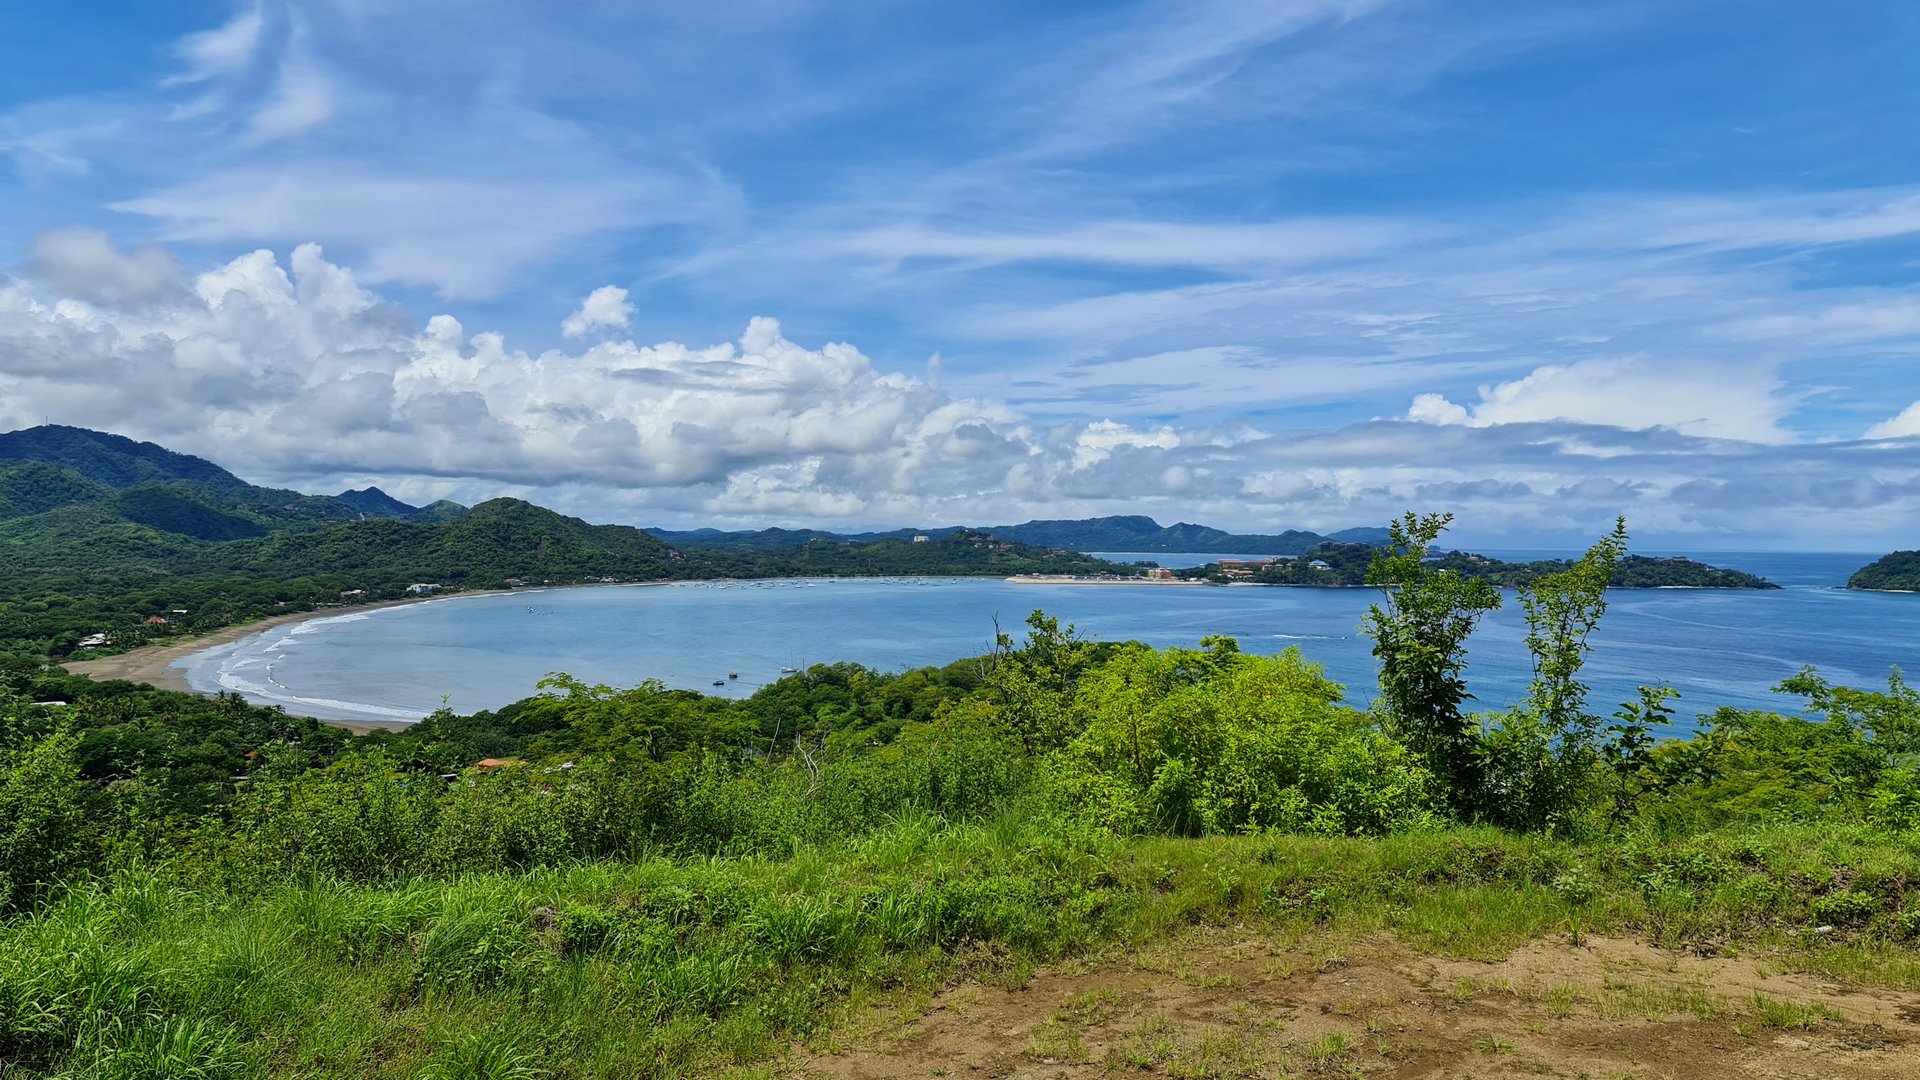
5,816 -> 1919,1078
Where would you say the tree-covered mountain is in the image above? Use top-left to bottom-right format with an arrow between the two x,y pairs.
207,497 -> 676,584
1848,550 -> 1920,592
648,514 -> 1380,555
0,461 -> 111,519
0,424 -> 248,490
335,486 -> 421,516
0,426 -> 462,542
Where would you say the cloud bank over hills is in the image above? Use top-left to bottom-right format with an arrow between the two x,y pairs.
3,234 -> 1918,548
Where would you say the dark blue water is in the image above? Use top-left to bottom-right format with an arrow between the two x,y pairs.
176,552 -> 1916,731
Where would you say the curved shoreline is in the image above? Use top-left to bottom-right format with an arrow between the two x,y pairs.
59,586 -> 575,732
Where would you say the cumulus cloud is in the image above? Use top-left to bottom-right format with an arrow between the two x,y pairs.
562,285 -> 636,338
1403,357 -> 1794,443
5,234 -> 1920,548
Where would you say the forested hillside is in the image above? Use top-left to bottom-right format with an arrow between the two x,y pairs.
0,426 -> 452,546
1849,549 -> 1920,591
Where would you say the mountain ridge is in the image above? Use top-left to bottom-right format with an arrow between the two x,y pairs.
647,515 -> 1392,555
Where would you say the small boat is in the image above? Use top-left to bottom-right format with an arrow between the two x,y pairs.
711,679 -> 726,687
780,666 -> 798,673
728,672 -> 739,680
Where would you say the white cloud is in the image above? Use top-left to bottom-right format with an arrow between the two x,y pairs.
248,47 -> 336,141
164,3 -> 265,86
113,168 -> 725,298
837,219 -> 1430,270
4,236 -> 1920,548
562,286 -> 636,338
1403,357 -> 1794,443
1867,402 -> 1920,440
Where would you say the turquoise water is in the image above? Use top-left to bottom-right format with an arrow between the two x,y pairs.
176,552 -> 1917,730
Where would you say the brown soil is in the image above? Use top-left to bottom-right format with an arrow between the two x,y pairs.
793,929 -> 1920,1079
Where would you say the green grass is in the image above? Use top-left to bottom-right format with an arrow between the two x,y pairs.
3,819 -> 1918,1078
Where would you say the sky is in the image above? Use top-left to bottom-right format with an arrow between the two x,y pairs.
2,0 -> 1919,550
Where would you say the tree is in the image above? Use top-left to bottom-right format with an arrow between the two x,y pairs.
1481,518 -> 1632,832
1519,518 -> 1629,738
0,729 -> 96,911
1362,512 -> 1501,807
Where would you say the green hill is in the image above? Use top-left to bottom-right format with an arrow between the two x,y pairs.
0,426 -> 411,533
106,485 -> 268,541
408,499 -> 470,522
0,461 -> 111,519
0,503 -> 212,572
0,424 -> 245,490
335,486 -> 421,516
211,498 -> 675,585
1848,550 -> 1920,591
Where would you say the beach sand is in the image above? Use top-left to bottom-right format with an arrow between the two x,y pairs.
58,590 -> 527,734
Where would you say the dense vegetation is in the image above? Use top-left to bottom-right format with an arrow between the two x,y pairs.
1174,540 -> 1778,589
2,512 -> 1916,1076
1850,549 -> 1920,591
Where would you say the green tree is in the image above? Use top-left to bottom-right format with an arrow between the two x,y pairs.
0,728 -> 96,910
1362,512 -> 1501,808
1477,519 -> 1632,831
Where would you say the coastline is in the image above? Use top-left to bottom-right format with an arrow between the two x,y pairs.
59,586 -> 550,733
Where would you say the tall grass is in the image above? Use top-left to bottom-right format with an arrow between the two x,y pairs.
5,817 -> 1919,1077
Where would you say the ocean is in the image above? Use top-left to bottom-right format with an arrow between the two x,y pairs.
175,551 -> 1915,731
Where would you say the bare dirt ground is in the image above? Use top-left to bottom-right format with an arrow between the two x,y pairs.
792,928 -> 1920,1079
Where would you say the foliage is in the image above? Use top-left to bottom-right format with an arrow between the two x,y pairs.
0,729 -> 97,912
1848,548 -> 1920,591
1363,512 -> 1504,806
1475,519 -> 1630,832
1045,639 -> 1441,836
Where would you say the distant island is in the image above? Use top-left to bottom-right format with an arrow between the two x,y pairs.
647,515 -> 1390,555
1167,542 -> 1777,590
1848,550 -> 1920,592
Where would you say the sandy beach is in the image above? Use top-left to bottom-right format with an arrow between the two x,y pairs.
59,589 -> 531,733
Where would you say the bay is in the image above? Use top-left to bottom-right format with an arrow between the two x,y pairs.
176,552 -> 1918,731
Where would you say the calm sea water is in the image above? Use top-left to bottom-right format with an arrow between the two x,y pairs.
176,551 -> 1916,731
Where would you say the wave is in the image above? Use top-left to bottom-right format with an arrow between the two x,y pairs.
211,653 -> 423,722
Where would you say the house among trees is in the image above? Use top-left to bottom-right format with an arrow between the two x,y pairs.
407,583 -> 442,595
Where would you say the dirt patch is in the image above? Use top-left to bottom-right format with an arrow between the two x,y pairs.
793,929 -> 1920,1079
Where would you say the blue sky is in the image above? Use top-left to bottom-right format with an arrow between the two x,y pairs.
2,0 -> 1919,548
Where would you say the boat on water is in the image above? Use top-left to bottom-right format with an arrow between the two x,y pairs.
728,672 -> 739,680
780,666 -> 798,673
711,679 -> 726,686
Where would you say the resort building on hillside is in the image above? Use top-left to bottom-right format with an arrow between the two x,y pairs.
407,583 -> 442,595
